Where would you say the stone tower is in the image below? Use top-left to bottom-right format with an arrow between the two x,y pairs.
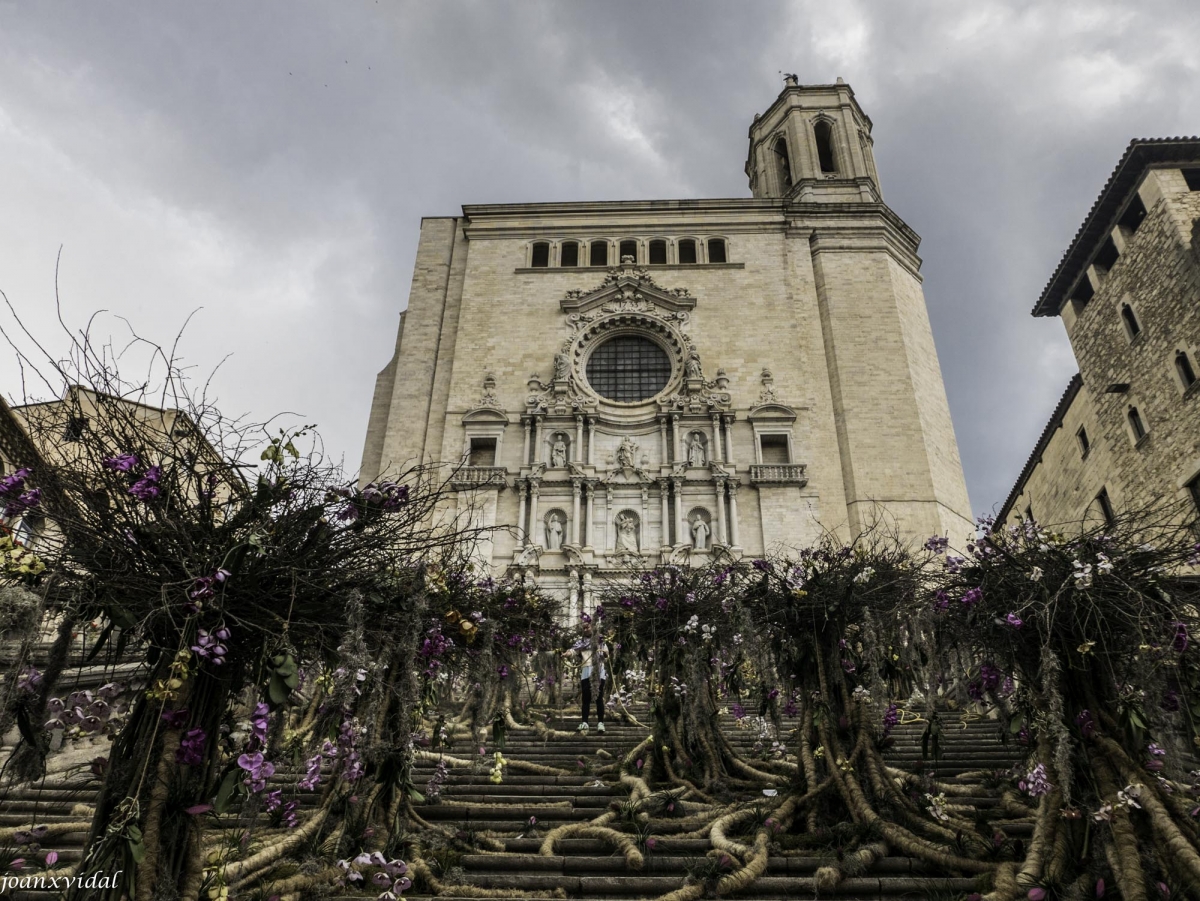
361,78 -> 972,614
746,75 -> 882,203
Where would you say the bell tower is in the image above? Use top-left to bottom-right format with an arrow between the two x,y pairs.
745,75 -> 882,203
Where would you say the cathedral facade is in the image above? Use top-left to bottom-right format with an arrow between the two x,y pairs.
360,78 -> 972,610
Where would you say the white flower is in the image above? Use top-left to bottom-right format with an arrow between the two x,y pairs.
924,792 -> 950,821
762,789 -> 778,797
853,566 -> 875,585
1092,802 -> 1113,822
1117,784 -> 1143,809
1096,553 -> 1114,575
1028,566 -> 1044,582
852,685 -> 873,705
1072,560 -> 1094,588
684,615 -> 699,634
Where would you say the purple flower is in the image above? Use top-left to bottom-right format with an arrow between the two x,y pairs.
0,468 -> 31,498
1018,763 -> 1052,798
497,665 -> 509,679
176,728 -> 207,766
960,587 -> 983,607
933,590 -> 950,612
730,703 -> 746,720
1173,622 -> 1189,653
161,708 -> 190,729
237,751 -> 276,793
752,559 -> 771,572
16,665 -> 42,695
924,535 -> 949,554
1005,612 -> 1023,629
103,454 -> 139,472
190,629 -> 228,665
299,753 -> 323,790
655,597 -> 668,612
1075,709 -> 1096,738
128,465 -> 162,501
882,703 -> 899,737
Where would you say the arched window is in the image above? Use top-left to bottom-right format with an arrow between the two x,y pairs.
530,242 -> 550,268
678,239 -> 697,264
1177,351 -> 1198,389
589,241 -> 609,267
586,336 -> 671,403
1095,487 -> 1116,526
707,238 -> 727,263
648,240 -> 667,265
773,137 -> 792,189
814,120 -> 837,174
1120,303 -> 1141,340
1127,406 -> 1147,442
560,241 -> 579,267
619,239 -> 638,263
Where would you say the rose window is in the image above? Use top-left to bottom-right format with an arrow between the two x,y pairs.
585,335 -> 671,403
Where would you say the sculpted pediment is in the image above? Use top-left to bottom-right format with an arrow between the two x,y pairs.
560,262 -> 696,319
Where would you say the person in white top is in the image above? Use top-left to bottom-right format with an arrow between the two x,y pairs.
567,622 -> 610,733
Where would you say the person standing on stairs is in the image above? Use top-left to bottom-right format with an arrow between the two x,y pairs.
568,621 -> 609,733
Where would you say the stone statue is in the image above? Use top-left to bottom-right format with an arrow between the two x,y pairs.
545,513 -> 564,551
551,435 -> 567,468
615,512 -> 639,553
553,353 -> 569,381
687,432 -> 706,467
686,352 -> 703,380
691,515 -> 710,550
616,436 -> 638,469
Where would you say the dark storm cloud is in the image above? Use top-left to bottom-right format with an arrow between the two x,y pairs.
1,1 -> 1196,513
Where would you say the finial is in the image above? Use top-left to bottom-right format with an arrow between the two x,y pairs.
783,73 -> 799,87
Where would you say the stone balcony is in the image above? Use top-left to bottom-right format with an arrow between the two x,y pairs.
450,466 -> 508,489
748,463 -> 808,486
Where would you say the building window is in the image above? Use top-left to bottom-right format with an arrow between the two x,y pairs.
1183,168 -> 1200,191
1187,472 -> 1200,516
813,120 -> 837,174
14,514 -> 43,548
1117,194 -> 1147,235
1128,406 -> 1147,442
589,241 -> 609,267
63,416 -> 89,441
530,242 -> 549,268
1176,350 -> 1198,390
1120,303 -> 1141,341
707,238 -> 727,263
585,335 -> 672,403
560,241 -> 579,267
648,240 -> 667,265
1096,487 -> 1116,526
678,239 -> 697,264
1024,504 -> 1034,522
773,137 -> 792,189
618,239 -> 638,263
759,434 -> 790,464
1076,426 -> 1090,457
468,437 -> 497,467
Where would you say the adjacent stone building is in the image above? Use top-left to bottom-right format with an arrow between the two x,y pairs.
361,78 -> 973,611
998,140 -> 1200,528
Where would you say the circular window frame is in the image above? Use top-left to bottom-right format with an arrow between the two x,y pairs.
568,311 -> 691,415
583,331 -> 674,405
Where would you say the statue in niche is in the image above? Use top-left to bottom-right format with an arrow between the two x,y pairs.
691,515 -> 710,550
553,353 -> 569,382
545,512 -> 564,551
616,436 -> 638,470
687,432 -> 707,467
551,435 -> 568,468
615,512 -> 639,553
685,351 -> 703,380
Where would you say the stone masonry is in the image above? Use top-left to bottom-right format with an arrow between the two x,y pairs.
1000,145 -> 1200,528
361,79 -> 973,612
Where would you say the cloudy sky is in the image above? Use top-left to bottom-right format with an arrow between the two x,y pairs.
1,1 -> 1197,514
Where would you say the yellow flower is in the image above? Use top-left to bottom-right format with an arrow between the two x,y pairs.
1077,640 -> 1095,655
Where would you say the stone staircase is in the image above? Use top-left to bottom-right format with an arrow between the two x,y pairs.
394,710 -> 1027,900
2,636 -> 1029,900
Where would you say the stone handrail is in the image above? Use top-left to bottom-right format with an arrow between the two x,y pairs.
749,463 -> 808,485
450,466 -> 508,488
